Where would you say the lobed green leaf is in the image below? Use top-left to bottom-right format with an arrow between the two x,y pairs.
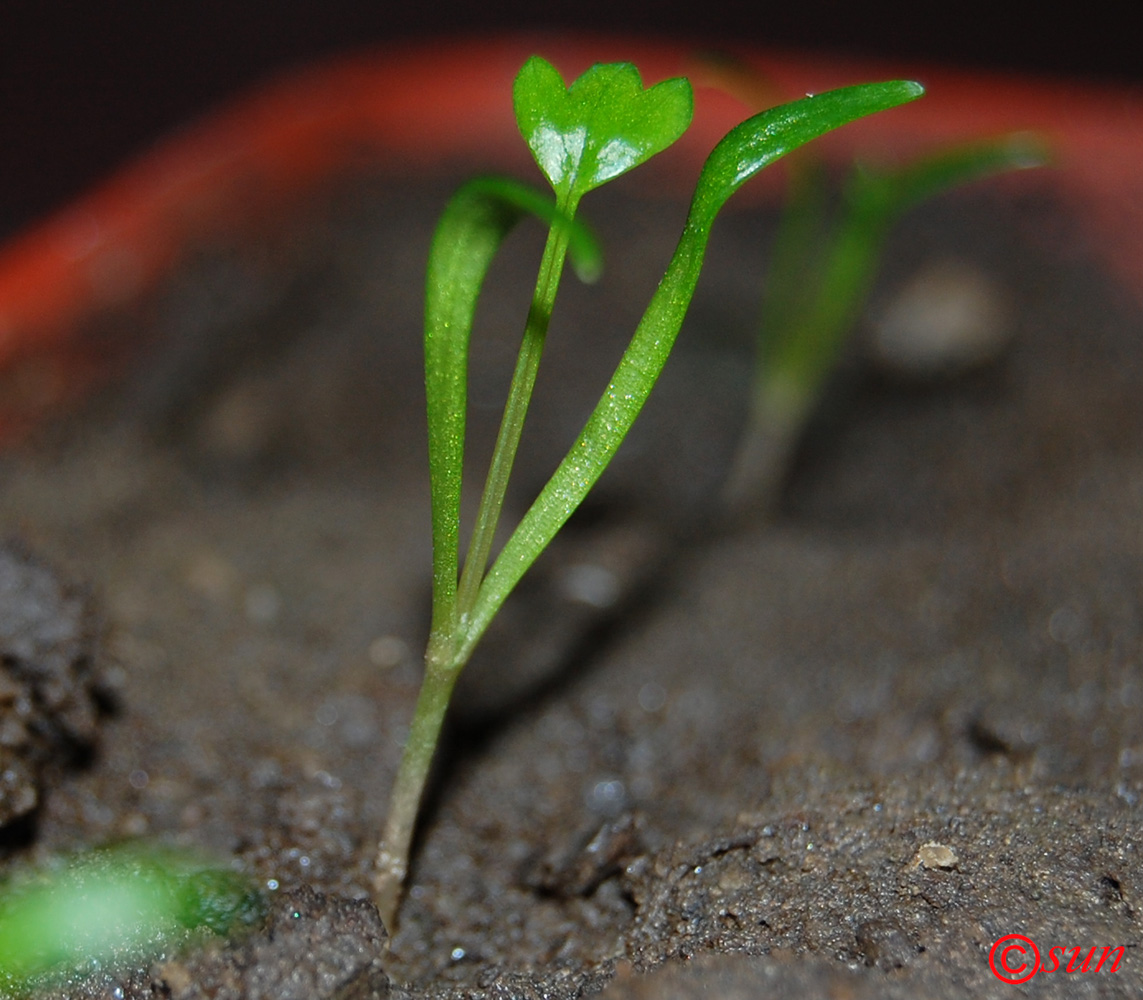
514,56 -> 694,203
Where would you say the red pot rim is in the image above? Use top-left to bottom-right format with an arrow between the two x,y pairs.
2,32 -> 1141,443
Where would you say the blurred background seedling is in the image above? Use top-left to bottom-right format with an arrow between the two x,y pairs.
711,59 -> 1048,514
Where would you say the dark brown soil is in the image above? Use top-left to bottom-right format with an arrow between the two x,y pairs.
0,542 -> 113,829
1,166 -> 1141,998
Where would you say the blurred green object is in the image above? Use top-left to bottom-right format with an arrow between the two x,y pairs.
722,133 -> 1049,514
0,845 -> 263,993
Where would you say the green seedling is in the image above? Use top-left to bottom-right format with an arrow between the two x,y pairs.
722,133 -> 1048,513
0,845 -> 262,995
371,54 -> 923,930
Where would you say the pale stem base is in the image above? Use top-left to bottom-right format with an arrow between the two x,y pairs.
720,374 -> 812,519
372,656 -> 459,933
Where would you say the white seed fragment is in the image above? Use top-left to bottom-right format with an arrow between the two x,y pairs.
916,841 -> 959,870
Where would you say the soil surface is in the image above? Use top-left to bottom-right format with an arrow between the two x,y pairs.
1,165 -> 1142,998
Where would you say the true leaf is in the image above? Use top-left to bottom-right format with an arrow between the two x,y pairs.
513,56 -> 694,202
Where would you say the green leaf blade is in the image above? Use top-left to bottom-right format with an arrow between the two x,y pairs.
692,80 -> 925,227
514,56 -> 694,201
423,177 -> 601,641
853,131 -> 1051,219
462,79 -> 924,655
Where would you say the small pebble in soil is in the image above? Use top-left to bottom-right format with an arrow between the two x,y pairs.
588,778 -> 628,817
637,682 -> 666,713
915,841 -> 959,870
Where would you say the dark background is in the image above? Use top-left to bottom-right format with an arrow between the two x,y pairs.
0,3 -> 1122,236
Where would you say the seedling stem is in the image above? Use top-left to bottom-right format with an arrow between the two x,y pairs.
373,56 -> 923,932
